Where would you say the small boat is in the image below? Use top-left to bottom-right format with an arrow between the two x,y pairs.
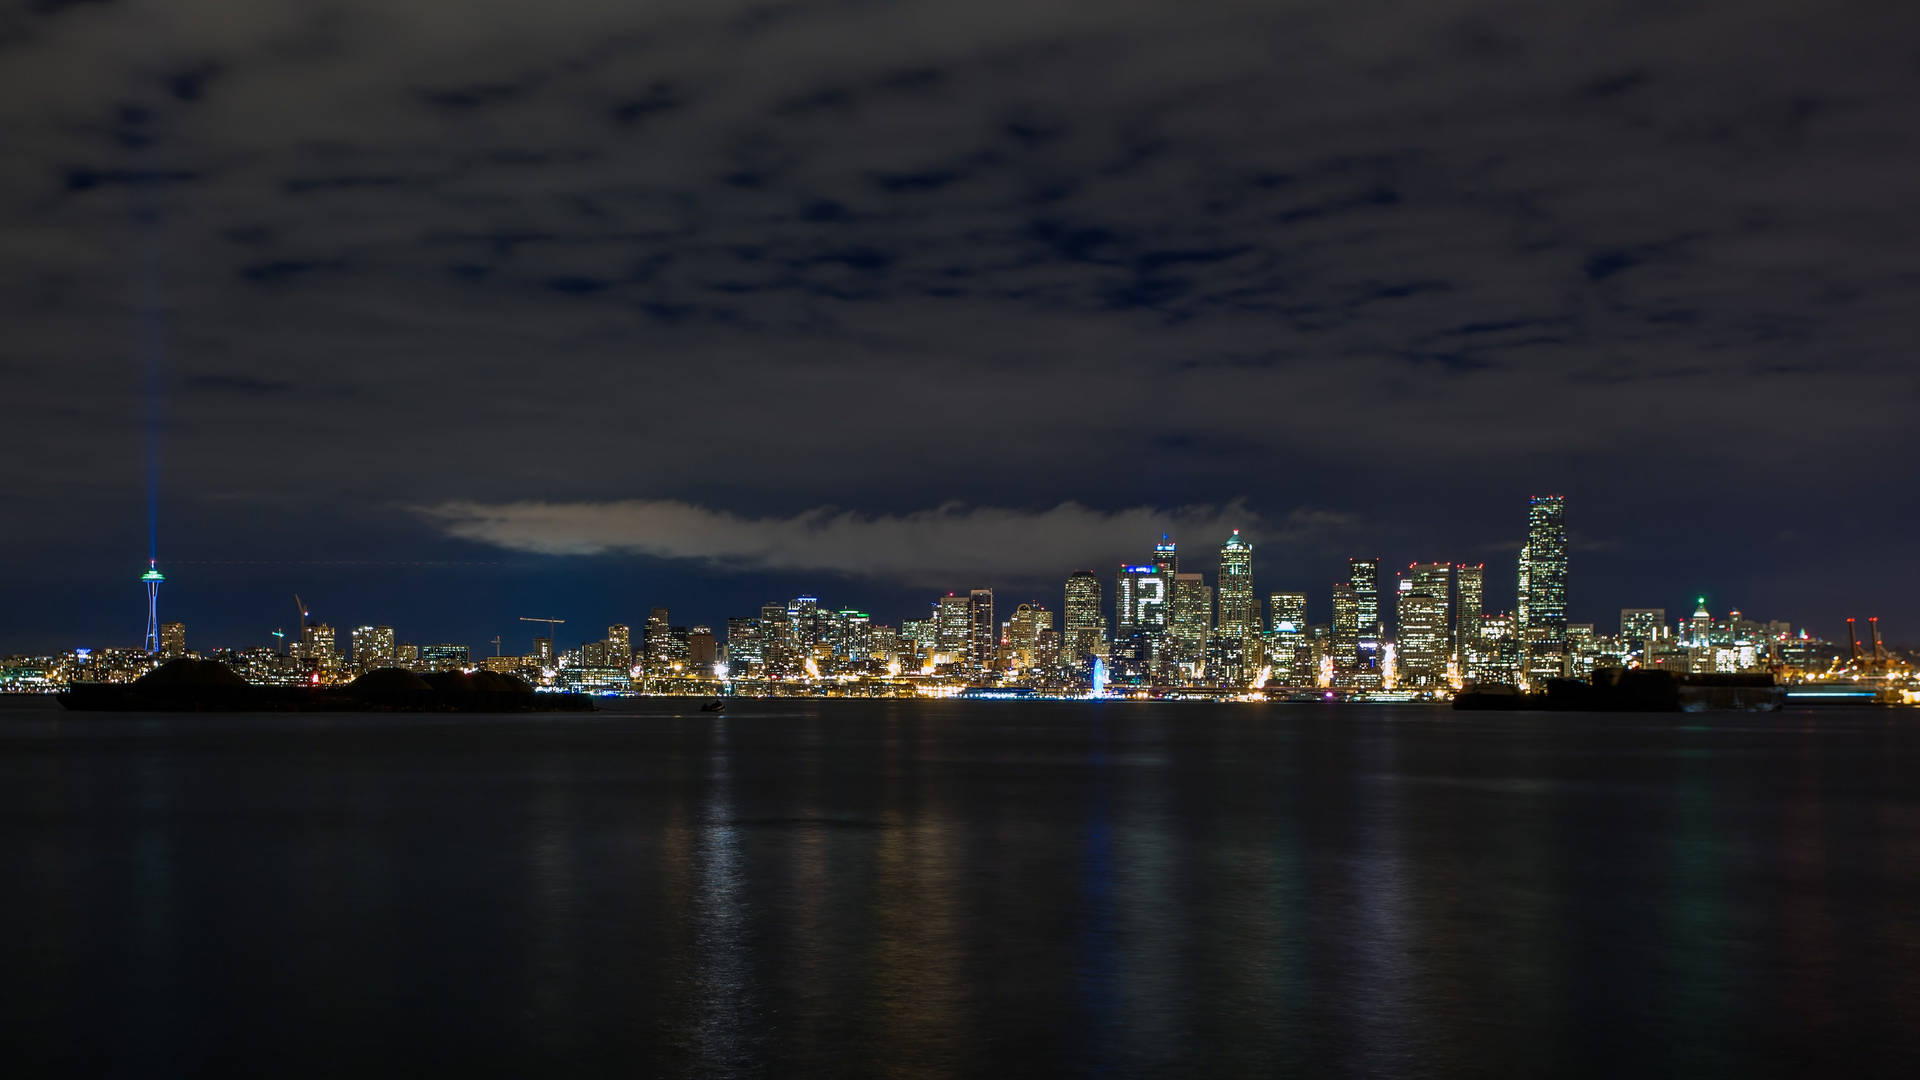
699,699 -> 727,713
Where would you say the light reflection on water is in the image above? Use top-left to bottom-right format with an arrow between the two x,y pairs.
0,698 -> 1916,1075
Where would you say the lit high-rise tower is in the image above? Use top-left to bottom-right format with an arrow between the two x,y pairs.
1152,535 -> 1179,576
1216,531 -> 1255,640
1455,564 -> 1485,647
141,560 -> 165,653
1062,570 -> 1106,664
1518,495 -> 1568,640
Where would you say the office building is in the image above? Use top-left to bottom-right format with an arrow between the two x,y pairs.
967,588 -> 995,674
1169,573 -> 1211,675
687,626 -> 718,672
1062,570 -> 1106,666
1114,565 -> 1168,633
1395,568 -> 1449,688
1153,535 -> 1179,576
1455,564 -> 1484,651
1217,531 -> 1256,640
1518,494 -> 1568,640
725,617 -> 761,671
937,593 -> 972,663
1266,591 -> 1308,684
351,625 -> 395,673
420,643 -> 468,672
1007,603 -> 1052,673
645,608 -> 674,665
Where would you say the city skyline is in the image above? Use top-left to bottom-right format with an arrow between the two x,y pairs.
0,490 -> 1895,659
6,494 -> 1885,678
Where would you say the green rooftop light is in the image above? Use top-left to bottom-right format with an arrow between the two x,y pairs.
142,567 -> 165,583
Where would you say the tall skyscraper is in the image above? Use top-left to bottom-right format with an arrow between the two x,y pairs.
937,593 -> 972,660
1216,531 -> 1255,640
759,602 -> 791,673
1267,592 -> 1308,683
1330,582 -> 1359,682
725,616 -> 762,671
1348,557 -> 1382,682
159,621 -> 186,658
1062,570 -> 1106,665
1348,557 -> 1380,634
646,607 -> 674,664
1518,494 -> 1568,640
1007,603 -> 1052,673
787,596 -> 822,666
1395,567 -> 1449,687
606,625 -> 632,666
1455,564 -> 1485,648
687,627 -> 718,671
1169,572 -> 1212,674
967,588 -> 995,674
1114,565 -> 1168,632
1152,535 -> 1179,576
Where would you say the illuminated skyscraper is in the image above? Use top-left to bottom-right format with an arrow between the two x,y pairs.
937,593 -> 971,662
1216,531 -> 1255,640
304,623 -> 338,671
837,610 -> 872,663
1518,495 -> 1568,640
1007,603 -> 1052,673
1348,558 -> 1380,634
967,588 -> 995,674
646,608 -> 674,665
607,624 -> 632,666
1395,566 -> 1450,687
1348,557 -> 1382,683
159,621 -> 186,658
1267,592 -> 1308,683
351,625 -> 396,672
725,617 -> 762,671
1330,583 -> 1359,683
760,602 -> 792,673
1455,564 -> 1484,649
1153,535 -> 1179,576
1115,565 -> 1167,632
1062,570 -> 1106,666
687,627 -> 718,672
1169,572 -> 1211,675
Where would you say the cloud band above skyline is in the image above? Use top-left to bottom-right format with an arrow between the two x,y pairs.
417,498 -> 1357,585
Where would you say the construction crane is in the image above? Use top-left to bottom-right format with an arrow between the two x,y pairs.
490,635 -> 503,657
519,617 -> 565,658
294,594 -> 309,634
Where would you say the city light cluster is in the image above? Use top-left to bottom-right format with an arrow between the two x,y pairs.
1,495 -> 1909,700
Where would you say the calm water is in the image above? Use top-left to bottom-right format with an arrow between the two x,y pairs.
0,697 -> 1915,1076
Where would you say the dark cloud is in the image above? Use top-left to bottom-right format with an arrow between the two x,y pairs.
2,0 -> 1918,649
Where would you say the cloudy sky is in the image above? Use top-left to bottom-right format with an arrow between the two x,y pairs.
3,0 -> 1916,651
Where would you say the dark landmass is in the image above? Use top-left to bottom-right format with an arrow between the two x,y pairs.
57,660 -> 595,712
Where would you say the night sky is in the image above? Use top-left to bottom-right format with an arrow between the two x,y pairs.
3,1 -> 1917,654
